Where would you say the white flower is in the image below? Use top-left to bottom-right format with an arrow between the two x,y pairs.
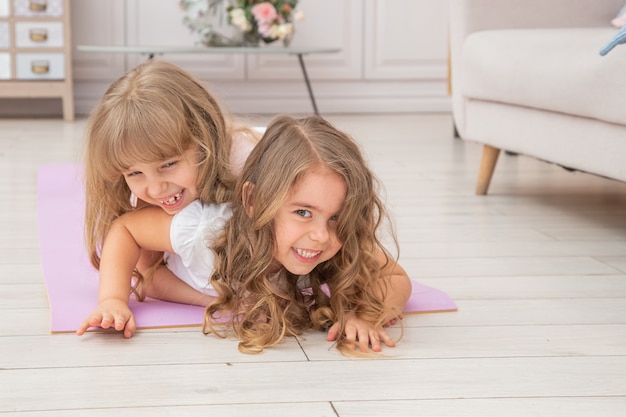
270,23 -> 293,40
293,10 -> 305,22
230,8 -> 252,32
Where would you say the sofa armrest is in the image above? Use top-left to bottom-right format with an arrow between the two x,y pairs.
449,0 -> 623,137
451,0 -> 621,36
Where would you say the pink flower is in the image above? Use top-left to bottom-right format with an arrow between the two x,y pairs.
257,22 -> 273,37
251,2 -> 278,23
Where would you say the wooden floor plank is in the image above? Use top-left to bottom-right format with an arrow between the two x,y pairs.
0,331 -> 307,369
0,403 -> 338,417
298,323 -> 626,360
2,357 -> 625,412
333,398 -> 626,417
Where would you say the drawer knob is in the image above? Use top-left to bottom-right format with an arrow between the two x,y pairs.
31,60 -> 50,74
29,28 -> 48,42
28,0 -> 47,12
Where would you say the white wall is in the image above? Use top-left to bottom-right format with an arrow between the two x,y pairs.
1,0 -> 451,117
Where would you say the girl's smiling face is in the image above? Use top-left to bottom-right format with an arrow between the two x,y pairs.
272,165 -> 345,275
122,147 -> 200,214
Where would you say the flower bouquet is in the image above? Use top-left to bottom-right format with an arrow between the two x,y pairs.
180,0 -> 304,47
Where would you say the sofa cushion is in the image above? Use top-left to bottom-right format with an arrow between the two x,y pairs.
462,28 -> 626,126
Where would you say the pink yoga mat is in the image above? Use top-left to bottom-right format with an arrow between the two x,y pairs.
37,164 -> 456,333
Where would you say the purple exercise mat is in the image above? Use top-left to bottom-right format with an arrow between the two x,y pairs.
37,164 -> 456,333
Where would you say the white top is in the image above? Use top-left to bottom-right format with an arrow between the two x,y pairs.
164,200 -> 232,296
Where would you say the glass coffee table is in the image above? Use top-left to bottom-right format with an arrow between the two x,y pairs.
77,45 -> 341,115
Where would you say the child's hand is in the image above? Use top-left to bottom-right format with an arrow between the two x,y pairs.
76,298 -> 136,339
326,312 -> 395,353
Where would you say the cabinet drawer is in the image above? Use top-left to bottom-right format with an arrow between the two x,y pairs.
16,52 -> 63,79
0,0 -> 8,17
0,22 -> 8,48
13,0 -> 63,17
15,22 -> 63,47
0,52 -> 10,79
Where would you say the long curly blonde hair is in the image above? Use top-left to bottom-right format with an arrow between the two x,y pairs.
83,60 -> 244,295
204,115 -> 399,354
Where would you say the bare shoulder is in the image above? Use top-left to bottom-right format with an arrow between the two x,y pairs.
230,129 -> 259,175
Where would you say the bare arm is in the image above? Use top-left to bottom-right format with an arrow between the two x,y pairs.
375,249 -> 412,320
76,207 -> 174,337
97,206 -> 174,301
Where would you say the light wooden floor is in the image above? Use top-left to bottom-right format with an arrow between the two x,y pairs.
2,113 -> 626,415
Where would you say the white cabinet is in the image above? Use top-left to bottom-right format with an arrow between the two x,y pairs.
0,0 -> 73,120
0,21 -> 8,47
0,52 -> 9,79
0,0 -> 9,16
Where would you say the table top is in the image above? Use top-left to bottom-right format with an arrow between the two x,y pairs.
76,45 -> 341,55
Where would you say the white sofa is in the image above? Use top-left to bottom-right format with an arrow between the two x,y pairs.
450,0 -> 626,194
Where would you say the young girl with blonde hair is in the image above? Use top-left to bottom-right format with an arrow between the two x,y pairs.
77,60 -> 257,338
204,115 -> 412,354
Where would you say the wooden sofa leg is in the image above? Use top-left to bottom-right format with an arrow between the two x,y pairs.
476,145 -> 501,195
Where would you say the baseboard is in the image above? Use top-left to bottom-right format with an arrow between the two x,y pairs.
0,79 -> 452,117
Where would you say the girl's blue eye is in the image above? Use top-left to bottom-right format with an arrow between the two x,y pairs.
125,171 -> 141,178
295,209 -> 311,218
330,215 -> 339,222
162,161 -> 177,169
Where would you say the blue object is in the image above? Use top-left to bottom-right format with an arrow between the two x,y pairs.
600,24 -> 626,55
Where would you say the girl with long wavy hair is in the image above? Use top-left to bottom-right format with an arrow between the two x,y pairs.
204,115 -> 412,354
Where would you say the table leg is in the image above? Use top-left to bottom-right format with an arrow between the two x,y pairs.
297,53 -> 319,115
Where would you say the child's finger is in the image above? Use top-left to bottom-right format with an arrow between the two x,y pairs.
344,325 -> 359,350
326,322 -> 340,341
99,312 -> 114,329
356,327 -> 374,353
379,328 -> 395,348
123,315 -> 137,339
75,319 -> 91,336
367,330 -> 382,353
114,313 -> 129,332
